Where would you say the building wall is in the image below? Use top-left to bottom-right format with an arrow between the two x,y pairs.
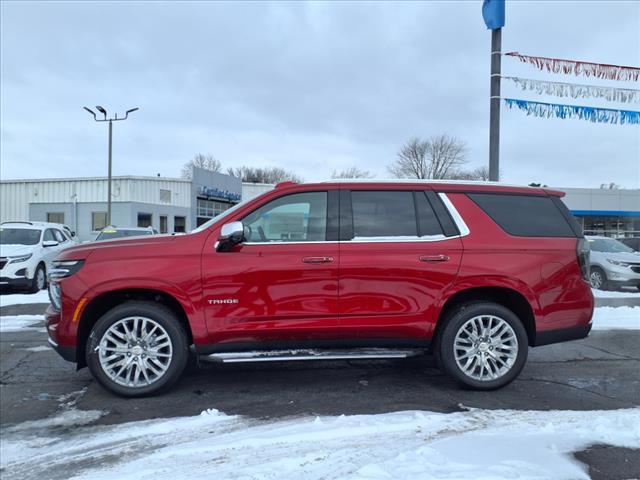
28,202 -> 191,241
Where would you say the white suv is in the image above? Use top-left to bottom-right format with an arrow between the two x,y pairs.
0,222 -> 74,292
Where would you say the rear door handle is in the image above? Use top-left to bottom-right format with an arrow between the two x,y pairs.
302,256 -> 334,264
419,254 -> 450,263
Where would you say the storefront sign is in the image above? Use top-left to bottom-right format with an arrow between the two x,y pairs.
198,185 -> 241,202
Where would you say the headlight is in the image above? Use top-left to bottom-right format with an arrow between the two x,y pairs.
9,253 -> 32,264
607,259 -> 630,267
49,282 -> 62,311
49,260 -> 84,280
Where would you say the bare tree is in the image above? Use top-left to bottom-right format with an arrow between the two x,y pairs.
181,154 -> 222,179
331,167 -> 373,179
600,182 -> 620,190
388,135 -> 468,179
449,165 -> 491,181
388,137 -> 430,179
227,166 -> 303,184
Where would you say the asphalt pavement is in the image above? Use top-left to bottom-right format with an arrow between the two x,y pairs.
1,297 -> 639,479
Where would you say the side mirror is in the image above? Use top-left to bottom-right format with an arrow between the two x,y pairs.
71,231 -> 76,237
43,240 -> 59,247
216,221 -> 245,252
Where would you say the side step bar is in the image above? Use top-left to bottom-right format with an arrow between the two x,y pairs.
201,348 -> 424,364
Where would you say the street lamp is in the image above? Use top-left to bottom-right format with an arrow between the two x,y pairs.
84,106 -> 139,226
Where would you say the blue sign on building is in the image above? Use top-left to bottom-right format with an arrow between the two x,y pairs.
197,185 -> 241,202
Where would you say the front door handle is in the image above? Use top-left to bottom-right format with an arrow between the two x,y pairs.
419,254 -> 450,263
302,256 -> 334,264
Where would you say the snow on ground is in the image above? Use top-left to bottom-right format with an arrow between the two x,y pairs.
0,315 -> 45,333
591,306 -> 640,330
0,289 -> 50,307
592,288 -> 640,298
1,407 -> 638,480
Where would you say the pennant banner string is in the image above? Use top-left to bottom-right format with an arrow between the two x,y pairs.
504,98 -> 640,125
503,76 -> 640,104
505,52 -> 640,82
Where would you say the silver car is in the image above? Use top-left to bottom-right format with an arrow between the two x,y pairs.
586,235 -> 640,291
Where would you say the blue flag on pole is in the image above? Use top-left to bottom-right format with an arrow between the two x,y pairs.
482,0 -> 505,30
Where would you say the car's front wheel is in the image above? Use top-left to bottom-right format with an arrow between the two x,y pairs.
437,302 -> 528,390
29,263 -> 46,293
86,301 -> 189,397
589,267 -> 608,290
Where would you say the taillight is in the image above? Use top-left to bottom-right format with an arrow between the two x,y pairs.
576,238 -> 590,281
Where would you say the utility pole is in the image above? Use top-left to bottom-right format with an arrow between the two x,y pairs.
489,28 -> 501,182
84,106 -> 139,226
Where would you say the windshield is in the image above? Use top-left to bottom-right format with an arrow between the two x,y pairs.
190,201 -> 247,234
96,229 -> 153,241
0,227 -> 41,245
588,238 -> 635,253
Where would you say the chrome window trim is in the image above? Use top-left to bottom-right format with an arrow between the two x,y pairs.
438,192 -> 470,237
240,192 -> 470,245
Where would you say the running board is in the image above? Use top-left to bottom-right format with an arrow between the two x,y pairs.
201,348 -> 423,364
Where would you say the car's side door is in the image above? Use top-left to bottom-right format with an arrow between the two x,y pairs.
338,188 -> 464,342
201,189 -> 341,347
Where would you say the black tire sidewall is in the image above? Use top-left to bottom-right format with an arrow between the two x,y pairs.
30,264 -> 46,293
438,302 -> 528,391
590,267 -> 608,290
86,301 -> 189,397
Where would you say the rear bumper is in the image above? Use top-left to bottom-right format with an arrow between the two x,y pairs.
534,322 -> 592,347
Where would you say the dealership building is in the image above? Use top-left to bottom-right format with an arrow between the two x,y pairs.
0,168 -> 272,240
0,172 -> 638,241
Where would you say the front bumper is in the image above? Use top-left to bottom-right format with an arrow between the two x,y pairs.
44,305 -> 76,363
602,263 -> 640,286
0,276 -> 31,288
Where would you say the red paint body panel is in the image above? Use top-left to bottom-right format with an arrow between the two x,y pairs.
48,181 -> 594,363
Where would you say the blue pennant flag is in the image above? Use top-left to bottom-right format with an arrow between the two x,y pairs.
482,0 -> 505,30
504,98 -> 640,125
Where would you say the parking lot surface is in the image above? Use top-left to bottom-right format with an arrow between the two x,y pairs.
1,298 -> 639,479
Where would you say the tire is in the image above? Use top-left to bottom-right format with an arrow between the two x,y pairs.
589,267 -> 608,290
30,263 -> 46,293
437,302 -> 528,391
86,301 -> 189,397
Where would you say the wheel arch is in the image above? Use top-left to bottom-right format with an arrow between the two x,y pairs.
434,286 -> 537,347
76,288 -> 194,369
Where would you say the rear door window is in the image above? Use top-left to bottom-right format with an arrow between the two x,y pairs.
350,191 -> 417,240
468,193 -> 576,237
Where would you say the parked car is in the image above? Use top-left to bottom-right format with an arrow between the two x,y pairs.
586,235 -> 640,291
45,181 -> 594,396
0,221 -> 75,292
619,237 -> 640,252
94,226 -> 155,242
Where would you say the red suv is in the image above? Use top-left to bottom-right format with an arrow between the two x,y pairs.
45,181 -> 593,396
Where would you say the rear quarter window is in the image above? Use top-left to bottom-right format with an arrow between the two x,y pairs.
468,193 -> 576,238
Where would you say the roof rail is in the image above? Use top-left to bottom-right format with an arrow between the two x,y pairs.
1,221 -> 34,225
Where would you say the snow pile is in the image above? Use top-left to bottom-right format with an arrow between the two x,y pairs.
591,306 -> 640,330
592,288 -> 640,298
0,290 -> 50,307
0,315 -> 45,333
1,407 -> 639,480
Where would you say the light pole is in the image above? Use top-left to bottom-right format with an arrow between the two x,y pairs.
84,106 -> 139,226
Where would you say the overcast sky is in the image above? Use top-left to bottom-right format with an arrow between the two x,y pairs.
1,1 -> 639,188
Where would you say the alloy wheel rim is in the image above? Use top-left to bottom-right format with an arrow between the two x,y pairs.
590,271 -> 602,289
98,316 -> 173,388
453,315 -> 518,382
36,268 -> 46,290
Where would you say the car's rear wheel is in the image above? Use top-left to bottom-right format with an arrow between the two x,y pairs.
86,301 -> 189,397
589,267 -> 608,290
30,263 -> 46,293
437,302 -> 528,390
